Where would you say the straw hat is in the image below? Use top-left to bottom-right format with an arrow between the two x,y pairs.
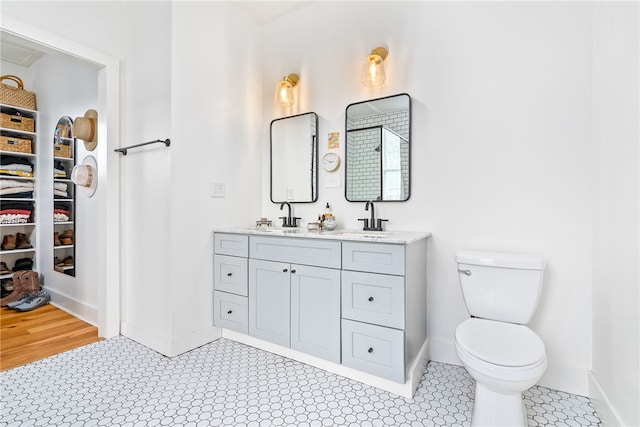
71,155 -> 97,197
72,109 -> 98,151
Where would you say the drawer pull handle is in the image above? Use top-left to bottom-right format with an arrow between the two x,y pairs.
227,310 -> 233,315
227,273 -> 232,277
291,269 -> 296,274
283,268 -> 288,273
367,347 -> 373,353
368,296 -> 374,302
458,269 -> 472,276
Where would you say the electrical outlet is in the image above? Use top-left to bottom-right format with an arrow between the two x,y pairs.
211,181 -> 225,198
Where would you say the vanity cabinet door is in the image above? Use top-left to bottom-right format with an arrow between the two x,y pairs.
248,259 -> 291,347
291,265 -> 341,363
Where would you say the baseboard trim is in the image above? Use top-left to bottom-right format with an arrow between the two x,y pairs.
222,329 -> 429,398
121,321 -> 172,356
121,322 -> 222,357
589,373 -> 627,426
47,288 -> 98,327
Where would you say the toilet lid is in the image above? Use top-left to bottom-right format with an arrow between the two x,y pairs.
455,318 -> 546,367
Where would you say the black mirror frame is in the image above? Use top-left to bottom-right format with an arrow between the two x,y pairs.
344,93 -> 411,202
270,112 -> 319,204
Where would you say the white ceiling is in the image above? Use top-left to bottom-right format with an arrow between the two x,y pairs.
0,36 -> 44,67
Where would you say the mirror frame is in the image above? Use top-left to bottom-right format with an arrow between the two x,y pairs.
344,93 -> 411,202
270,112 -> 318,204
53,115 -> 77,277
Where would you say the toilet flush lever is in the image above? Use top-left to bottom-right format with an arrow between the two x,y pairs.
458,269 -> 472,276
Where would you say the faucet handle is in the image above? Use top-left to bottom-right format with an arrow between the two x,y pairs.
357,218 -> 369,230
279,216 -> 289,227
376,218 -> 389,231
292,217 -> 301,227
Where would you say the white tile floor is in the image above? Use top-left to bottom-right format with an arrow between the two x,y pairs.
0,336 -> 601,427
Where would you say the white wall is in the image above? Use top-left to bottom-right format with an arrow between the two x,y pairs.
591,3 -> 640,426
260,1 -> 595,395
168,1 -> 262,354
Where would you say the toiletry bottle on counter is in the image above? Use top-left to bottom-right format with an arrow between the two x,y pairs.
323,202 -> 336,230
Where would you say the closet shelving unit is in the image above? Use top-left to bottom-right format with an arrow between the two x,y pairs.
0,104 -> 38,280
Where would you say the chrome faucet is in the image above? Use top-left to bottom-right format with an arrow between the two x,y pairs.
279,202 -> 300,227
358,200 -> 388,231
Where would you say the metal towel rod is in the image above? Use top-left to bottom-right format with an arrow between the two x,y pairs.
114,138 -> 170,155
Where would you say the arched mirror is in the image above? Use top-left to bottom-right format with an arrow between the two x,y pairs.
53,116 -> 76,276
270,112 -> 318,203
345,93 -> 411,201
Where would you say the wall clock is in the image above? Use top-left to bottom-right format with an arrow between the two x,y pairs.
322,152 -> 341,172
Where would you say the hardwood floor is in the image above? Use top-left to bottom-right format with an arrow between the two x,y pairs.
0,303 -> 99,371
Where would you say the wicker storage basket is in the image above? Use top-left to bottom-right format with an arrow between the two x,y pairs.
0,75 -> 37,110
0,112 -> 35,132
0,135 -> 32,153
54,143 -> 71,158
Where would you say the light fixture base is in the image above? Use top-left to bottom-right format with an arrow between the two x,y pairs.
285,73 -> 299,88
371,47 -> 388,61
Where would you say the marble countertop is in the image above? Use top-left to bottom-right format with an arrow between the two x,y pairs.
213,226 -> 431,245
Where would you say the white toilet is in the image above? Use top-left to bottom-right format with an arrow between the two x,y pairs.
454,251 -> 547,427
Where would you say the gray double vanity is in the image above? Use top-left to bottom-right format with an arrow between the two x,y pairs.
213,93 -> 431,397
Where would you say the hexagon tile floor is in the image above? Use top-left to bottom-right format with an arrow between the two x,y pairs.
1,336 -> 601,427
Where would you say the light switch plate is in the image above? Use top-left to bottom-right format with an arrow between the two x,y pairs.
211,181 -> 225,198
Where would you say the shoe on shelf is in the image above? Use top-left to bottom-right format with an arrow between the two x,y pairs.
2,234 -> 16,250
53,232 -> 61,246
1,261 -> 11,274
59,230 -> 73,245
12,258 -> 33,272
63,256 -> 74,266
1,279 -> 13,298
13,290 -> 50,312
15,233 -> 33,250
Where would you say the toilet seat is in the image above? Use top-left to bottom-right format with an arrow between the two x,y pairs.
455,318 -> 546,367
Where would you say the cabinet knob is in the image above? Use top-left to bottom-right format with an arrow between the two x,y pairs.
368,296 -> 374,302
283,268 -> 288,273
227,272 -> 232,277
291,269 -> 296,274
368,347 -> 373,353
227,310 -> 232,315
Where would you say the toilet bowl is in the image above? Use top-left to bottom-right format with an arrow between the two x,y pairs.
455,251 -> 546,427
455,318 -> 547,426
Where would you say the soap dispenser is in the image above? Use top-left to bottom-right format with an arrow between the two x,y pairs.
323,202 -> 336,230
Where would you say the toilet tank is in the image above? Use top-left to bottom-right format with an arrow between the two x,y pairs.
456,251 -> 545,324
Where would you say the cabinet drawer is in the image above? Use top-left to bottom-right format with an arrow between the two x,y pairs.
341,319 -> 405,383
214,255 -> 248,296
250,236 -> 341,269
342,271 -> 405,329
342,242 -> 405,275
214,291 -> 248,334
214,233 -> 248,257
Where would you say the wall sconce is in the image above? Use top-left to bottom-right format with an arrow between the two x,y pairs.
361,47 -> 388,87
274,73 -> 299,106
